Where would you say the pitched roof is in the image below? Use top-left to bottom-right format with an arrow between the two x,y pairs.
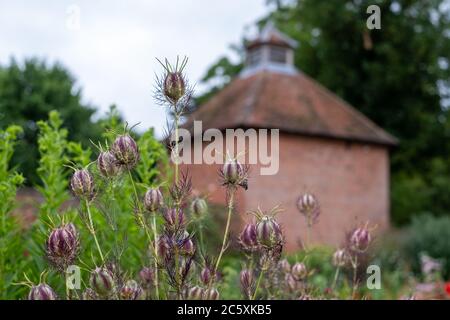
186,71 -> 397,146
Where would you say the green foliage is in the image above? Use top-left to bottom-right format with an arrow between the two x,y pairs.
0,125 -> 26,299
0,58 -> 102,185
404,214 -> 450,279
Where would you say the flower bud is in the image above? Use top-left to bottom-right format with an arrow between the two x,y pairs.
164,72 -> 185,103
46,223 -> 79,271
350,226 -> 371,252
200,267 -> 212,286
296,193 -> 320,226
97,151 -> 120,177
139,267 -> 155,287
70,169 -> 94,200
190,198 -> 208,218
279,259 -> 291,273
203,288 -> 220,300
291,262 -> 307,281
239,223 -> 258,250
120,280 -> 144,300
240,269 -> 253,295
89,267 -> 115,297
256,216 -> 282,248
144,188 -> 164,212
111,134 -> 139,169
28,283 -> 58,300
187,286 -> 204,300
163,208 -> 185,231
332,249 -> 348,267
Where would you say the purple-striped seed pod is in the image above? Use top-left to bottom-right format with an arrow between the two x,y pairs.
332,249 -> 348,267
82,288 -> 98,300
296,193 -> 320,226
190,198 -> 208,218
70,169 -> 94,200
291,262 -> 308,281
111,134 -> 140,169
180,233 -> 195,257
120,280 -> 144,300
239,269 -> 254,297
187,286 -> 204,300
203,288 -> 220,300
144,188 -> 164,213
89,267 -> 115,297
239,223 -> 258,250
279,259 -> 291,273
164,72 -> 186,103
46,223 -> 79,271
222,159 -> 244,185
200,267 -> 212,286
163,208 -> 185,231
97,151 -> 120,177
350,226 -> 371,252
139,267 -> 155,287
28,283 -> 58,300
256,216 -> 282,248
285,273 -> 297,292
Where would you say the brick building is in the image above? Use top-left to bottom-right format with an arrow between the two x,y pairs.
184,23 -> 397,251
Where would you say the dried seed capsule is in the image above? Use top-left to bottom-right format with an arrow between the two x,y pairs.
190,198 -> 208,218
350,226 -> 371,252
46,223 -> 80,271
256,216 -> 282,248
296,193 -> 320,226
222,159 -> 244,185
164,72 -> 186,103
120,280 -> 144,300
239,223 -> 258,250
111,134 -> 139,169
89,267 -> 115,297
97,151 -> 120,177
28,283 -> 58,300
70,169 -> 94,200
144,188 -> 164,212
332,249 -> 348,267
187,286 -> 204,300
291,262 -> 307,281
203,288 -> 220,300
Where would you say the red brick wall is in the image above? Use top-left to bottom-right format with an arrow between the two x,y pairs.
183,132 -> 390,252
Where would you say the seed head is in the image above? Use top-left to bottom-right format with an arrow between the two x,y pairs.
70,169 -> 95,200
239,269 -> 254,298
239,223 -> 258,250
221,159 -> 249,190
203,288 -> 220,300
89,267 -> 115,297
111,134 -> 140,169
296,193 -> 320,226
82,288 -> 98,300
164,72 -> 186,104
139,267 -> 155,287
187,286 -> 204,300
46,223 -> 80,271
279,259 -> 291,273
179,232 -> 195,257
120,280 -> 144,300
285,273 -> 297,292
200,267 -> 212,286
350,226 -> 371,252
332,249 -> 348,267
291,262 -> 308,281
190,197 -> 208,218
256,216 -> 282,248
97,151 -> 120,177
28,283 -> 58,300
144,188 -> 164,213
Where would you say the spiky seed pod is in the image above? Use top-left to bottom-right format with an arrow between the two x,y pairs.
204,288 -> 220,300
350,226 -> 371,252
296,193 -> 320,226
120,280 -> 144,300
70,169 -> 94,200
97,151 -> 120,177
332,249 -> 348,267
144,188 -> 164,213
291,262 -> 308,281
28,283 -> 58,300
139,267 -> 154,287
164,72 -> 186,103
239,223 -> 258,250
285,273 -> 297,292
82,288 -> 98,300
111,134 -> 140,169
240,269 -> 253,298
89,267 -> 115,297
200,267 -> 212,286
279,259 -> 291,273
187,286 -> 204,300
163,208 -> 185,231
46,223 -> 80,271
190,198 -> 208,218
256,216 -> 282,248
221,159 -> 248,190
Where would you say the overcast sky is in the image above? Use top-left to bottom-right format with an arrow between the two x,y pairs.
0,0 -> 268,135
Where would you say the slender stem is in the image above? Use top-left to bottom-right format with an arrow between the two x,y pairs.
151,213 -> 160,300
214,189 -> 235,276
174,113 -> 179,184
332,267 -> 340,291
85,200 -> 105,263
252,268 -> 265,300
352,256 -> 358,299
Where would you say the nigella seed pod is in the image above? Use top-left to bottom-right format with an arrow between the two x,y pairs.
164,72 -> 186,103
291,262 -> 308,281
296,193 -> 320,226
256,216 -> 282,248
163,208 -> 185,231
203,288 -> 219,300
120,280 -> 144,300
240,269 -> 253,294
144,188 -> 164,212
239,223 -> 258,250
97,151 -> 120,177
46,223 -> 79,271
111,134 -> 139,169
222,159 -> 243,185
90,267 -> 115,297
200,267 -> 212,286
139,267 -> 154,287
279,259 -> 291,273
187,286 -> 204,300
180,234 -> 195,257
285,273 -> 297,292
70,169 -> 94,200
350,226 -> 371,252
28,283 -> 58,300
190,198 -> 208,218
82,288 -> 98,300
332,249 -> 348,267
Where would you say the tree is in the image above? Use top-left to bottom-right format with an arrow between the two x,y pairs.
0,58 -> 102,185
198,0 -> 450,224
